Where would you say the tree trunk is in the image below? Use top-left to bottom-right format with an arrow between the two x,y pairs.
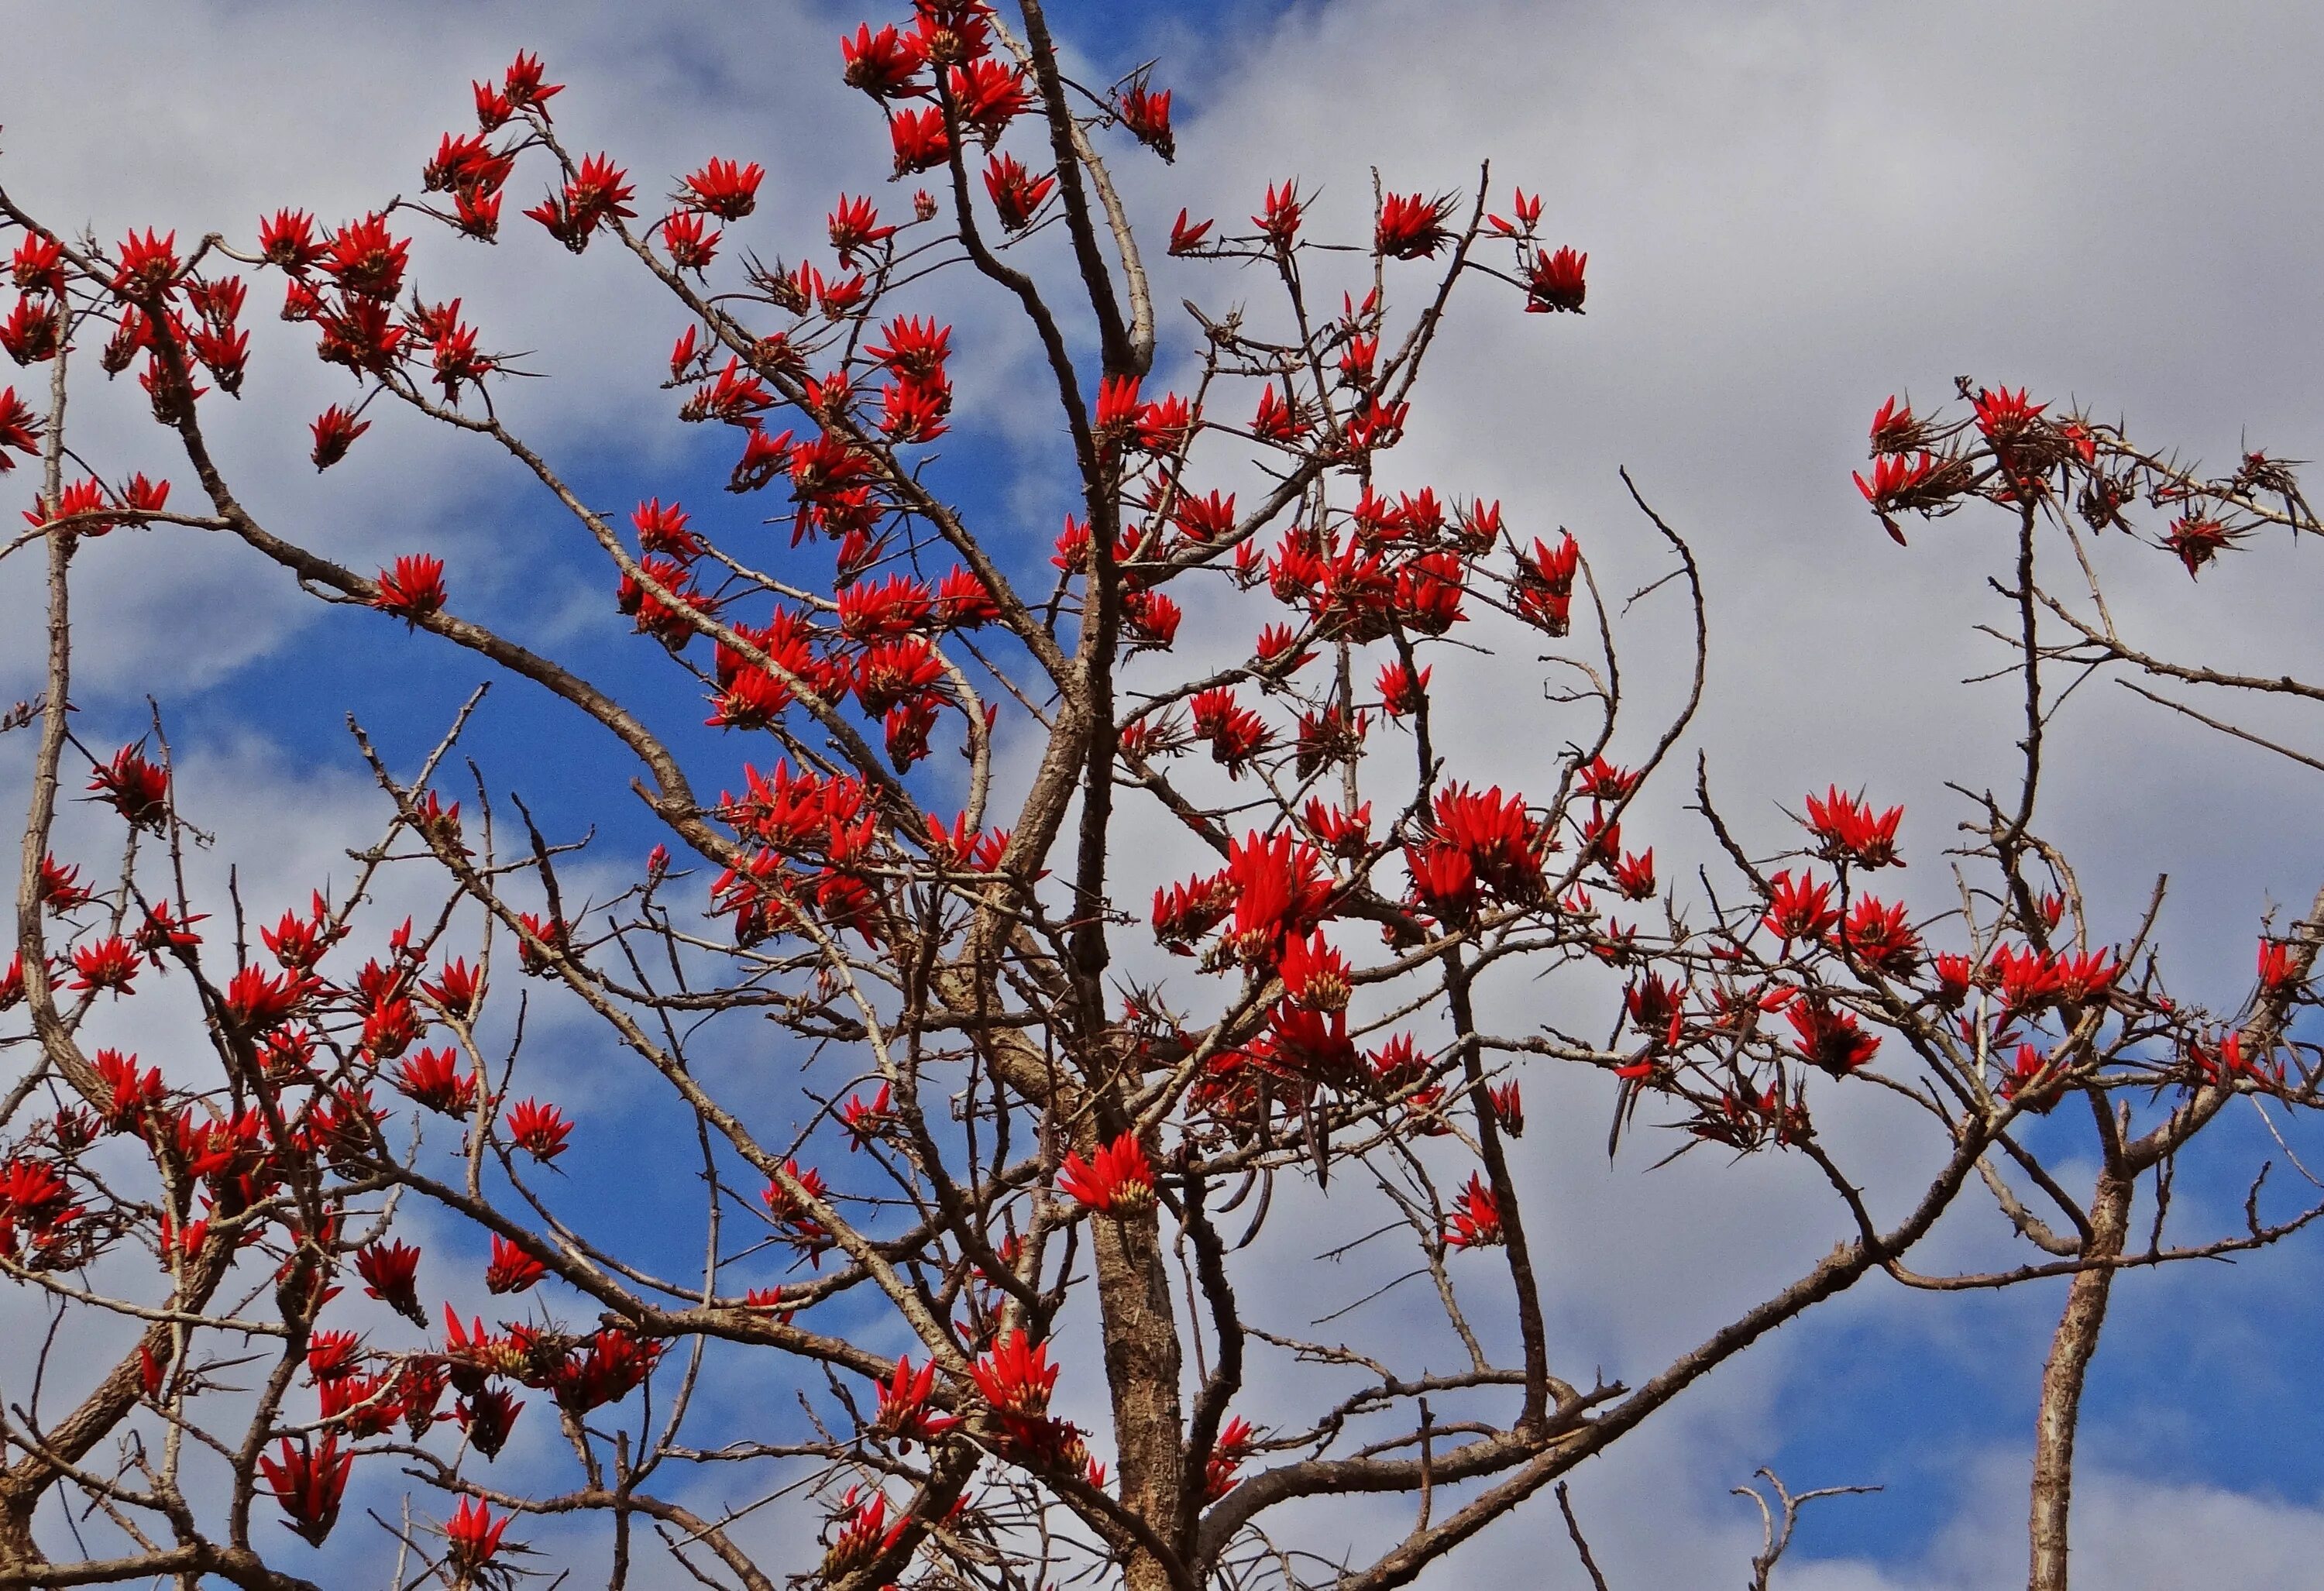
1093,1207 -> 1185,1591
2028,1168 -> 2131,1591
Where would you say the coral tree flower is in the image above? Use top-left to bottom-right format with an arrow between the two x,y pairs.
1057,1131 -> 1155,1217
1525,246 -> 1587,313
445,1497 -> 511,1573
1443,1172 -> 1503,1249
373,555 -> 447,623
258,1435 -> 352,1546
971,1329 -> 1060,1418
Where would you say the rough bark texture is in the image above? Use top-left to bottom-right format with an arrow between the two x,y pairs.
2028,1168 -> 2133,1591
1094,1211 -> 1188,1591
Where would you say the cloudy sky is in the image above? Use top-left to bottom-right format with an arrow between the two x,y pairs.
9,1 -> 2324,1586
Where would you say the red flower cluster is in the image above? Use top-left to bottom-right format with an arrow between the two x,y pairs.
526,153 -> 637,253
1057,1131 -> 1155,1217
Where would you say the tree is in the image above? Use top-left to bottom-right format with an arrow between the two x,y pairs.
1,5 -> 2319,1589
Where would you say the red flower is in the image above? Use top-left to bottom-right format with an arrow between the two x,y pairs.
841,22 -> 930,98
91,1049 -> 162,1131
840,1081 -> 896,1148
1489,1081 -> 1525,1137
221,966 -> 311,1033
1057,1130 -> 1155,1217
1376,191 -> 1454,259
504,1098 -> 572,1162
828,194 -> 899,265
1133,393 -> 1193,454
2258,939 -> 2302,997
88,744 -> 170,828
0,299 -> 62,366
418,956 -> 481,1019
0,954 -> 43,1013
115,472 -> 170,519
1803,786 -> 1904,869
33,852 -> 90,912
257,1435 -> 352,1546
393,1047 -> 476,1115
0,385 -> 42,464
445,1497 -> 512,1573
1205,1415 -> 1258,1498
1839,897 -> 1920,976
456,1387 -> 524,1459
873,1354 -> 961,1445
1377,658 -> 1431,717
684,156 -> 765,220
1118,82 -> 1174,161
1123,590 -> 1181,651
838,574 -> 936,641
1999,1043 -> 2062,1112
355,1239 -> 427,1325
1573,756 -> 1637,800
1931,952 -> 1974,1007
2162,514 -> 2240,579
760,1158 -> 829,1225
304,1330 -> 364,1383
821,1489 -> 907,1581
373,554 -> 447,623
554,153 -> 637,248
514,912 -> 569,973
258,208 -> 321,272
10,233 -> 65,296
550,1328 -> 664,1414
889,107 -> 952,176
110,228 -> 180,301
485,1232 -> 547,1294
1852,452 -> 1951,531
26,478 -> 113,537
67,936 -> 138,996
879,378 -> 950,444
1608,848 -> 1656,902
502,50 -> 563,111
361,997 -> 423,1060
658,209 -> 720,273
0,1158 -> 70,1231
455,185 -> 505,239
1762,870 -> 1838,944
1189,687 -> 1271,776
683,356 -> 775,424
854,637 -> 944,715
971,1329 -> 1059,1417
983,153 -> 1056,232
1277,930 -> 1352,1012
1868,395 -> 1923,453
1253,180 -> 1302,248
309,404 -> 370,471
1346,395 -> 1409,452
1487,187 -> 1542,236
423,132 -> 513,198
1525,246 -> 1587,313
1786,998 -> 1879,1074
318,1371 -> 401,1438
1972,384 -> 2044,441
317,214 -> 410,300
1444,1172 -> 1502,1249
1303,799 -> 1371,858
949,58 -> 1030,142
1092,373 -> 1144,447
631,497 -> 701,558
1169,208 -> 1212,256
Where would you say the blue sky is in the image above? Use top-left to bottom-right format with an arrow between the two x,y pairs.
10,2 -> 2324,1586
